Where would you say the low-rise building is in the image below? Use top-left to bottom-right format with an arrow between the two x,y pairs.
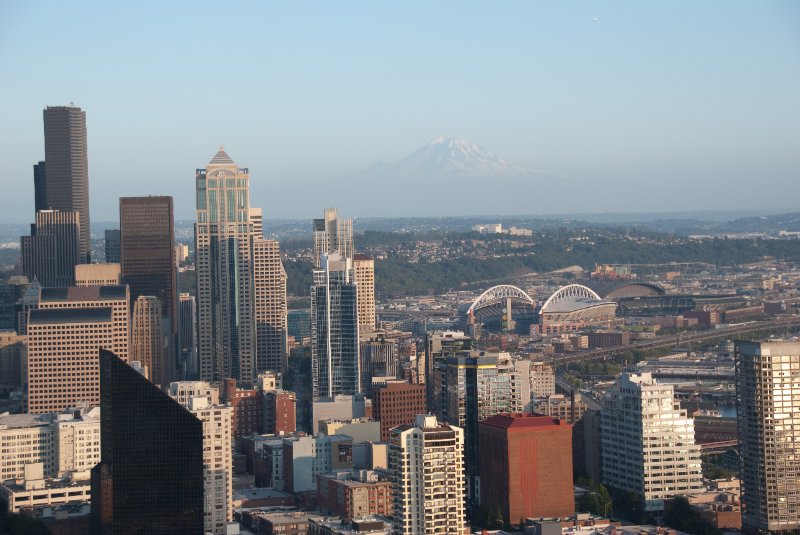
0,464 -> 90,513
308,515 -> 393,534
318,418 -> 380,444
317,470 -> 393,519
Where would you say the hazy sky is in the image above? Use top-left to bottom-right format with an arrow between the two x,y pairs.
1,1 -> 798,222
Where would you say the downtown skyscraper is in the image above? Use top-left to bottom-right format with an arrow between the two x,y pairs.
40,105 -> 91,263
311,253 -> 360,399
736,340 -> 800,534
195,148 -> 257,385
120,196 -> 177,385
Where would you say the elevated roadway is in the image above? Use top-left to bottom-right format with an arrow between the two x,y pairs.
549,317 -> 800,367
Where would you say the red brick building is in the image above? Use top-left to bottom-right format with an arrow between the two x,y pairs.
317,470 -> 393,520
223,378 -> 263,438
479,413 -> 574,527
372,381 -> 426,442
263,390 -> 296,436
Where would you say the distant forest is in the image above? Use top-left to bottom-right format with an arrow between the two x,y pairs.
284,235 -> 800,297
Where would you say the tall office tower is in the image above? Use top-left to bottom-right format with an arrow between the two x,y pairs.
389,414 -> 467,535
91,349 -> 204,535
424,331 -> 472,408
178,293 -> 198,379
120,196 -> 177,378
353,254 -> 376,332
438,351 -> 519,500
373,381 -> 426,442
311,253 -> 360,399
27,307 -> 114,414
736,341 -> 800,534
601,372 -> 703,515
187,396 -> 234,535
359,334 -> 398,395
33,161 -> 47,211
38,286 -> 130,362
479,414 -> 575,527
131,296 -> 168,386
195,148 -> 257,385
41,105 -> 91,263
21,210 -> 81,287
104,229 -> 120,263
312,208 -> 353,268
253,234 -> 288,374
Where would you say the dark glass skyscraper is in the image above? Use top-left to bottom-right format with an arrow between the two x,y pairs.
91,349 -> 204,535
120,196 -> 177,384
42,106 -> 91,263
33,161 -> 47,212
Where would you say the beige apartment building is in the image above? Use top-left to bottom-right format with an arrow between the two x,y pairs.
27,307 -> 114,414
253,236 -> 288,374
188,396 -> 233,535
37,285 -> 130,362
74,263 -> 121,287
354,254 -> 376,333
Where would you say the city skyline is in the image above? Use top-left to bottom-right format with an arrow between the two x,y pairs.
1,2 -> 799,221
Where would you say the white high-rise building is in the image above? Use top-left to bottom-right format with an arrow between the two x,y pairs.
54,406 -> 100,479
353,254 -> 376,333
188,396 -> 233,535
389,414 -> 467,535
601,372 -> 703,514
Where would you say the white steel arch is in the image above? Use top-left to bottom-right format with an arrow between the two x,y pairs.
467,284 -> 535,315
541,284 -> 602,311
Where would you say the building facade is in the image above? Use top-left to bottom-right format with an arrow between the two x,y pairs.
311,253 -> 360,399
313,208 -> 353,268
479,413 -> 575,527
187,396 -> 234,535
75,263 -> 121,287
91,349 -> 204,535
254,236 -> 288,374
27,307 -> 114,414
600,372 -> 703,514
21,210 -> 81,287
372,381 -> 426,442
41,105 -> 91,263
120,196 -> 177,384
195,148 -> 257,385
38,285 -> 130,362
353,254 -> 376,333
736,340 -> 800,534
131,295 -> 168,386
389,415 -> 467,535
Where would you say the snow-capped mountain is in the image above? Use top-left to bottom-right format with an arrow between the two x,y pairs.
358,137 -> 534,181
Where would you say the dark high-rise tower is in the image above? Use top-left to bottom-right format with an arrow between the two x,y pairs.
20,209 -> 80,287
91,349 -> 204,534
42,106 -> 90,263
33,161 -> 47,211
120,196 -> 177,385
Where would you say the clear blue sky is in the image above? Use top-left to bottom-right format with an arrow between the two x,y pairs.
1,1 -> 798,221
